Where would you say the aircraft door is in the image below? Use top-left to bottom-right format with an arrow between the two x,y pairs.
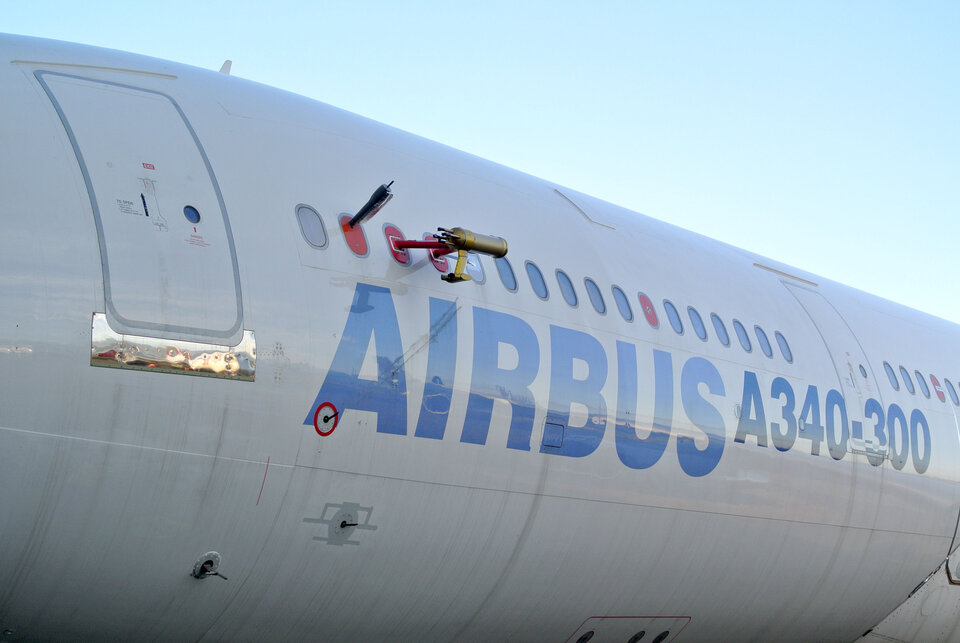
943,403 -> 960,581
36,71 -> 243,344
783,283 -> 883,457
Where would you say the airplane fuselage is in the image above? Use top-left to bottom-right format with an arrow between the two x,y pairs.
1,34 -> 959,642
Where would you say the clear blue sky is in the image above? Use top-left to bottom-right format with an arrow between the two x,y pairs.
6,1 -> 959,321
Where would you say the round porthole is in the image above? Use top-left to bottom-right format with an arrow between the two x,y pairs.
184,205 -> 201,224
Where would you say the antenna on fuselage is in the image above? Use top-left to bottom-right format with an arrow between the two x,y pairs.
349,181 -> 394,228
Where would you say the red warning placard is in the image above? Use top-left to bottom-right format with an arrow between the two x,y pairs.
638,292 -> 659,328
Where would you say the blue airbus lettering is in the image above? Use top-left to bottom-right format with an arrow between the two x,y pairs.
414,297 -> 458,440
305,283 -> 934,476
304,283 -> 407,435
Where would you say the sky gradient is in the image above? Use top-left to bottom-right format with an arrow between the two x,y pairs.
5,1 -> 958,321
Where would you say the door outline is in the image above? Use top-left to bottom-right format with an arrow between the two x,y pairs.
783,282 -> 884,454
35,70 -> 243,342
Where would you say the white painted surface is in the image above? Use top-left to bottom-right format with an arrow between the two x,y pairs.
1,34 -> 959,642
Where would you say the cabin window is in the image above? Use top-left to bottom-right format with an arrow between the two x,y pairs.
584,278 -> 606,314
915,371 -> 931,398
688,307 -> 707,341
464,253 -> 485,283
899,366 -> 915,394
556,270 -> 578,307
774,331 -> 792,363
495,257 -> 517,292
638,292 -> 659,328
612,285 -> 633,321
945,379 -> 959,405
883,362 -> 899,390
733,320 -> 751,352
184,204 -> 202,224
663,300 -> 683,334
295,204 -> 327,248
525,261 -> 548,300
755,326 -> 773,358
711,314 -> 730,346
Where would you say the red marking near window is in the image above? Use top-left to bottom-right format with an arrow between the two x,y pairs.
931,375 -> 946,402
142,162 -> 155,170
339,215 -> 369,256
383,225 -> 410,264
638,292 -> 659,328
426,234 -> 449,272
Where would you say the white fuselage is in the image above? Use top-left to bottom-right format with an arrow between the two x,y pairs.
1,34 -> 959,642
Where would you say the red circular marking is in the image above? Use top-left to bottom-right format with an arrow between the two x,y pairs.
426,233 -> 449,272
638,292 -> 659,328
339,214 -> 369,256
931,375 -> 946,402
313,402 -> 339,436
384,225 -> 410,264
